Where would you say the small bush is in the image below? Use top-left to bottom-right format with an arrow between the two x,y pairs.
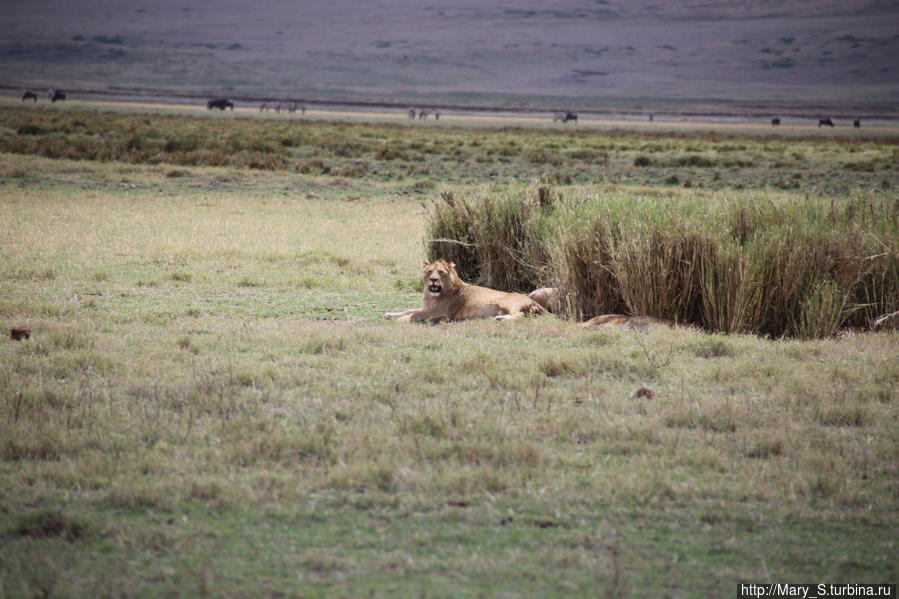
527,150 -> 563,166
167,270 -> 192,283
678,154 -> 715,167
685,337 -> 735,359
634,155 -> 653,167
297,159 -> 328,174
844,160 -> 878,172
16,124 -> 46,136
331,162 -> 368,177
375,146 -> 410,160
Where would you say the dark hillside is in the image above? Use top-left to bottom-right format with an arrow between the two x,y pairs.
1,0 -> 897,113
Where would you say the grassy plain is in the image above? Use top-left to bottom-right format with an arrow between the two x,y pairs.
2,100 -> 898,195
1,106 -> 897,597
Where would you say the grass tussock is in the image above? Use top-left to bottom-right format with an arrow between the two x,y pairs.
425,187 -> 556,291
13,509 -> 90,542
426,184 -> 898,338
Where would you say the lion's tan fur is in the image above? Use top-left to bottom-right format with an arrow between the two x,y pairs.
528,287 -> 559,313
582,314 -> 675,331
385,260 -> 545,323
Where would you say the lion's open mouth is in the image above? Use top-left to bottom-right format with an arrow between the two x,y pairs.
428,283 -> 442,296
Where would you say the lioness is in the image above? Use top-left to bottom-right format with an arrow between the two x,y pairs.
582,314 -> 674,331
528,287 -> 559,313
385,260 -> 545,322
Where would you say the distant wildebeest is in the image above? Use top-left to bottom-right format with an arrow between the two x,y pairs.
853,119 -> 861,128
434,109 -> 441,120
418,110 -> 430,120
408,109 -> 416,119
207,98 -> 234,110
649,113 -> 654,122
818,117 -> 834,127
771,117 -> 781,126
22,90 -> 37,102
553,111 -> 578,123
260,103 -> 270,112
49,89 -> 66,102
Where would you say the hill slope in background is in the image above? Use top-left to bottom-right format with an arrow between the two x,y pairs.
2,0 -> 898,113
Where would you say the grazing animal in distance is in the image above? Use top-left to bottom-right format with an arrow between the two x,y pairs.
260,103 -> 270,112
22,90 -> 37,102
553,111 -> 578,124
771,117 -> 781,126
818,118 -> 834,127
408,109 -> 416,119
418,109 -> 430,120
385,260 -> 545,322
207,98 -> 234,110
434,109 -> 441,120
49,89 -> 66,102
853,119 -> 861,128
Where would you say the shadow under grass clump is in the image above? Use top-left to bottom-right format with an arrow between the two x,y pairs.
13,509 -> 90,542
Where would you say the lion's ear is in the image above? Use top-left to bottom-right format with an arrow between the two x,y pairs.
422,261 -> 429,269
448,262 -> 456,270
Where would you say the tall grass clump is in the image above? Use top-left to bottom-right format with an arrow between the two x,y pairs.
425,186 -> 556,291
426,185 -> 898,338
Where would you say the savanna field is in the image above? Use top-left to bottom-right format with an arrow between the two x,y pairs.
0,100 -> 897,597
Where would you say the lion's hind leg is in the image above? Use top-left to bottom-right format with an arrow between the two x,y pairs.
524,302 -> 546,316
386,308 -> 449,323
409,309 -> 449,323
494,300 -> 545,320
385,308 -> 419,320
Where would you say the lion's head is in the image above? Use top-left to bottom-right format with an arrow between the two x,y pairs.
422,259 -> 461,298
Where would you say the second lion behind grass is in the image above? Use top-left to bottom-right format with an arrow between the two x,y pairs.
385,260 -> 545,323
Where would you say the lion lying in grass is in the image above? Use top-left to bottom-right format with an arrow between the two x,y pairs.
529,287 -> 677,330
385,259 -> 545,322
582,314 -> 676,331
